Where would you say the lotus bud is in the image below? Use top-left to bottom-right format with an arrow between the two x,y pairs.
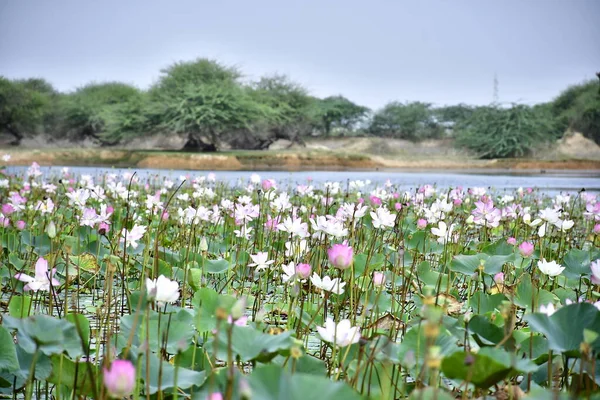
519,242 -> 534,257
327,242 -> 353,270
46,220 -> 56,238
239,378 -> 252,400
373,271 -> 386,287
295,263 -> 311,279
254,308 -> 266,323
199,237 -> 209,252
103,359 -> 136,398
230,298 -> 247,321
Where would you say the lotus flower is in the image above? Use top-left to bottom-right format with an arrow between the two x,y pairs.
327,243 -> 353,270
146,275 -> 180,306
317,317 -> 361,347
537,259 -> 565,277
591,259 -> 600,285
103,359 -> 136,398
14,257 -> 60,292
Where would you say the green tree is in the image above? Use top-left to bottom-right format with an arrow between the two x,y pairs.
314,96 -> 369,136
368,101 -> 443,140
149,59 -> 269,151
63,82 -> 147,145
248,75 -> 317,144
0,77 -> 52,144
433,104 -> 475,129
455,104 -> 560,159
552,79 -> 600,144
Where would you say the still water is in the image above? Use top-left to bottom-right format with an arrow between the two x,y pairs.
6,165 -> 600,194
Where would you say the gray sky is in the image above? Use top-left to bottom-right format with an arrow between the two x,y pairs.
1,0 -> 598,109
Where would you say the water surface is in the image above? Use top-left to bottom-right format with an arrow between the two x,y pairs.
6,166 -> 600,194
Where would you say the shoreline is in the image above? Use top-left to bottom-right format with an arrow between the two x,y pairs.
3,148 -> 600,174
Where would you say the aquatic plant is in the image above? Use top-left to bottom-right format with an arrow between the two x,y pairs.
0,161 -> 599,399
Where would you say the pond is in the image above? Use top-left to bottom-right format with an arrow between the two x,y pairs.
6,165 -> 600,194
2,162 -> 600,399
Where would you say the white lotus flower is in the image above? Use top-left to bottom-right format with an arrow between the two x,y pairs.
370,207 -> 396,229
248,252 -> 274,272
539,303 -> 556,316
281,262 -> 296,283
537,259 -> 565,277
431,221 -> 456,244
310,274 -> 346,295
146,275 -> 180,306
554,219 -> 574,232
317,318 -> 361,347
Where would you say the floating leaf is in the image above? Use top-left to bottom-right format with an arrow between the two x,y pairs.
0,326 -> 19,373
2,315 -> 84,358
47,354 -> 99,397
562,249 -> 591,279
441,347 -> 537,389
209,325 -> 295,362
247,364 -> 362,400
141,351 -> 206,394
525,302 -> 600,354
8,296 -> 32,318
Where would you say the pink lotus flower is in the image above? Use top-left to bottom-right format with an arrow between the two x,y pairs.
591,260 -> 600,285
373,271 -> 386,287
594,224 -> 600,234
417,219 -> 428,230
98,222 -> 110,235
14,257 -> 60,292
328,243 -> 353,270
261,179 -> 275,191
518,242 -> 535,258
264,215 -> 280,231
507,237 -> 517,245
15,220 -> 26,230
369,196 -> 382,206
103,359 -> 136,398
1,203 -> 15,215
493,272 -> 504,284
295,263 -> 312,279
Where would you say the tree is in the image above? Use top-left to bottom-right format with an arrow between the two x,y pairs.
314,96 -> 369,136
62,82 -> 147,144
368,101 -> 443,140
0,77 -> 52,144
455,104 -> 560,159
551,79 -> 600,144
156,81 -> 268,151
149,58 -> 241,104
149,59 -> 271,151
433,104 -> 475,129
247,75 -> 319,146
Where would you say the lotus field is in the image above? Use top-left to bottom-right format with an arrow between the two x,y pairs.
2,162 -> 600,399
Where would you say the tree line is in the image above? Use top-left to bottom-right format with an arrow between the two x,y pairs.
1,58 -> 598,158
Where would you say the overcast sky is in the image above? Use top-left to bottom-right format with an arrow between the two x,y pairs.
0,0 -> 598,109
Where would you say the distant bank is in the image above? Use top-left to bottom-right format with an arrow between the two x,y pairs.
3,147 -> 599,172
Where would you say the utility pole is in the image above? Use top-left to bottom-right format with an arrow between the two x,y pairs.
493,73 -> 499,105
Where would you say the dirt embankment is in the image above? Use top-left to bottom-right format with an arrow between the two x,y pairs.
3,134 -> 599,171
